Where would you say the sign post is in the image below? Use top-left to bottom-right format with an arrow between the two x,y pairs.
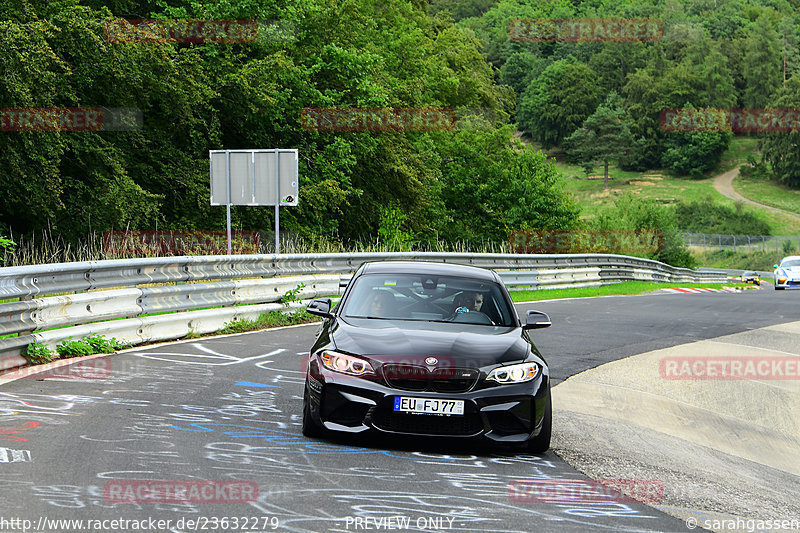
210,149 -> 299,254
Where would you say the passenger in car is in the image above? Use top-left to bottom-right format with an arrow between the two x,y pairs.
368,289 -> 395,317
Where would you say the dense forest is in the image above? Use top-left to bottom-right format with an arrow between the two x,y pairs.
1,0 -> 799,263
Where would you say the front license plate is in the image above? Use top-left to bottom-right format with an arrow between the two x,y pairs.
393,397 -> 464,415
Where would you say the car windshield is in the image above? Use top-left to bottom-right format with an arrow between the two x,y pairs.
780,259 -> 800,268
341,273 -> 516,327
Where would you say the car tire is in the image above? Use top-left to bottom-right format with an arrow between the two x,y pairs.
302,386 -> 325,438
776,286 -> 785,290
527,388 -> 552,453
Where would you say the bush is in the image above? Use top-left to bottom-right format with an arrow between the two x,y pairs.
0,234 -> 15,266
56,334 -> 129,358
662,130 -> 732,177
738,155 -> 771,180
674,197 -> 771,235
24,341 -> 55,365
593,194 -> 696,268
84,334 -> 131,353
57,338 -> 96,358
378,206 -> 415,251
219,310 -> 315,335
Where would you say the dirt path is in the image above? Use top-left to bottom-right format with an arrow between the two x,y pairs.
713,167 -> 800,220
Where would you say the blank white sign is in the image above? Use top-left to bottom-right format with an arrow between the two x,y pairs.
210,149 -> 298,206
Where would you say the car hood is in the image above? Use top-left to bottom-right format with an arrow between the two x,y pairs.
778,266 -> 800,276
331,318 -> 531,367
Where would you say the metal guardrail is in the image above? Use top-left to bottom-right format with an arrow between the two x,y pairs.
0,253 -> 726,372
699,267 -> 774,279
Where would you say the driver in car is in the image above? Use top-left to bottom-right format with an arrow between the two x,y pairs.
454,291 -> 484,314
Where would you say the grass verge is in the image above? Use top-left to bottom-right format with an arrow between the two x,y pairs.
509,281 -> 744,302
217,309 -> 318,335
694,249 -> 786,271
734,172 -> 800,216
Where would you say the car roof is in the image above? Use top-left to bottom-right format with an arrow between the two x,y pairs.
780,256 -> 800,263
359,261 -> 499,282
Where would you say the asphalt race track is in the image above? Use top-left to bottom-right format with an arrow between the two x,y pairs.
1,287 -> 798,533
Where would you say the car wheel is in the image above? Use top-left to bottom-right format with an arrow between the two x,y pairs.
527,388 -> 552,453
776,286 -> 785,290
302,385 -> 325,438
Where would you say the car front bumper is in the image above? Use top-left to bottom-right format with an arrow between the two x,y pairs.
306,364 -> 549,443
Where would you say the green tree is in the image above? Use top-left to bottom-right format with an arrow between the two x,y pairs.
435,125 -> 579,244
743,15 -> 782,108
499,51 -> 544,99
587,42 -> 647,94
760,76 -> 800,188
428,0 -> 498,22
564,93 -> 634,190
517,58 -> 601,148
690,40 -> 737,107
661,103 -> 732,178
779,17 -> 800,83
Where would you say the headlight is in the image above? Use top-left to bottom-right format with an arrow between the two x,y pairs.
487,362 -> 540,384
320,350 -> 373,376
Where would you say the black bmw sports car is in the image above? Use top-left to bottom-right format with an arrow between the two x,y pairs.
302,261 -> 552,452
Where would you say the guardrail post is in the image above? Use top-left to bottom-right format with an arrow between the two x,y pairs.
18,294 -> 34,339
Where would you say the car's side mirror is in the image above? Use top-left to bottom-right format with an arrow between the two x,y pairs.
774,264 -> 780,269
307,298 -> 333,318
523,310 -> 551,330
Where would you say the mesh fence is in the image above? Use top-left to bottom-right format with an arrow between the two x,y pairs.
683,233 -> 800,252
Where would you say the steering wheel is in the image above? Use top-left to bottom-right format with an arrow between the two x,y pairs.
446,309 -> 495,325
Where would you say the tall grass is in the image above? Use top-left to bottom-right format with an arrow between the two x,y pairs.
2,229 -> 108,266
1,230 -> 513,267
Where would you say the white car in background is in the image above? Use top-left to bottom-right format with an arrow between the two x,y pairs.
773,256 -> 800,290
